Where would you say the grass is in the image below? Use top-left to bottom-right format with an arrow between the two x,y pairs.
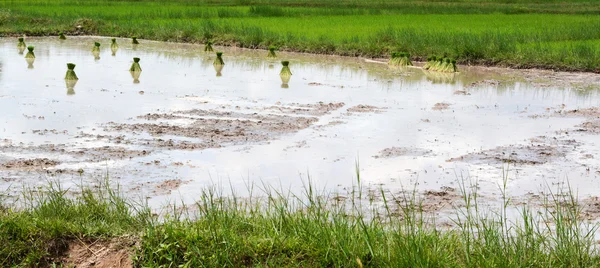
1,173 -> 600,267
1,0 -> 600,71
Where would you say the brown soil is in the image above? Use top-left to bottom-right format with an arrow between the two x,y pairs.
391,186 -> 462,215
453,90 -> 471,95
0,158 -> 59,170
432,102 -> 451,111
346,105 -> 387,113
263,102 -> 345,116
448,137 -> 578,165
467,79 -> 500,88
373,147 -> 433,159
62,238 -> 134,268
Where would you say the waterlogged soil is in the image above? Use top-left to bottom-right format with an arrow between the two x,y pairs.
2,37 -> 600,218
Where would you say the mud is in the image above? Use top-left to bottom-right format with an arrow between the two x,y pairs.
432,103 -> 451,111
373,147 -> 433,159
346,105 -> 387,113
0,158 -> 59,170
448,137 -> 578,165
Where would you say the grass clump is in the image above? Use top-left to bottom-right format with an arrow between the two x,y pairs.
267,45 -> 277,58
110,38 -> 118,55
58,32 -> 66,40
388,52 -> 412,67
204,40 -> 214,53
129,57 -> 142,72
64,63 -> 78,80
132,36 -> 139,45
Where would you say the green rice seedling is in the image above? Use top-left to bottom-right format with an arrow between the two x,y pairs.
423,55 -> 436,70
25,46 -> 35,68
388,52 -> 412,67
92,42 -> 100,59
204,41 -> 214,53
59,32 -> 66,40
129,57 -> 142,72
17,37 -> 26,54
132,36 -> 139,45
110,38 -> 118,56
213,52 -> 224,66
280,60 -> 292,85
64,63 -> 78,80
267,45 -> 277,58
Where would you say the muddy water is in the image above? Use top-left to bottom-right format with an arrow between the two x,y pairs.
2,37 -> 600,212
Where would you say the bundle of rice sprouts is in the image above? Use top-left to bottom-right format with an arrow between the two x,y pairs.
130,71 -> 141,84
388,52 -> 412,67
25,46 -> 35,67
132,36 -> 139,45
267,46 -> 277,58
92,42 -> 101,59
129,57 -> 142,72
59,32 -> 66,40
426,56 -> 458,73
204,41 -> 214,53
280,60 -> 292,85
111,38 -> 119,55
213,52 -> 224,77
423,55 -> 437,70
17,37 -> 26,54
64,63 -> 78,80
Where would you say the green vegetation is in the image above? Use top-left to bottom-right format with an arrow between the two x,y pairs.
110,38 -> 118,55
132,36 -> 139,44
16,37 -> 26,54
424,56 -> 459,72
58,31 -> 65,40
1,177 -> 600,267
1,0 -> 600,71
129,57 -> 142,72
213,51 -> 224,65
24,45 -> 34,58
64,63 -> 78,80
267,45 -> 277,58
204,40 -> 214,53
389,52 -> 412,67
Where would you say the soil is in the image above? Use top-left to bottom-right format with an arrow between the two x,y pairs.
448,137 -> 578,165
346,105 -> 387,113
0,158 -> 59,170
432,103 -> 451,111
62,238 -> 134,268
373,147 -> 433,159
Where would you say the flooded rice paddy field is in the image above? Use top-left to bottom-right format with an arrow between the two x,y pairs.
2,37 -> 600,215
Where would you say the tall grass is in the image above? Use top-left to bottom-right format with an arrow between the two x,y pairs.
1,173 -> 599,267
1,0 -> 600,70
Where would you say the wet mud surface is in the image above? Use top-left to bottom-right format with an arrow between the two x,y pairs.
2,37 -> 600,219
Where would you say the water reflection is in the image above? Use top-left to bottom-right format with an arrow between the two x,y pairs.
279,60 -> 292,87
111,38 -> 119,56
214,64 -> 223,77
423,70 -> 457,84
213,52 -> 224,77
65,79 -> 77,95
130,71 -> 141,83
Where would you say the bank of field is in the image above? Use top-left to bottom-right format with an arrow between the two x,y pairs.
1,178 -> 600,267
1,0 -> 600,71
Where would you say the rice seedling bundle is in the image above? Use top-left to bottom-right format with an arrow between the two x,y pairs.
267,46 -> 277,58
388,52 -> 412,67
132,36 -> 139,44
129,57 -> 142,72
213,52 -> 224,66
111,38 -> 119,55
92,42 -> 100,52
204,41 -> 214,53
64,63 -> 78,80
25,46 -> 35,59
423,55 -> 437,70
280,60 -> 292,84
59,32 -> 66,40
17,37 -> 26,54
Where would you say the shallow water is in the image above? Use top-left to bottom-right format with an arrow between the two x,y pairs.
1,37 -> 600,211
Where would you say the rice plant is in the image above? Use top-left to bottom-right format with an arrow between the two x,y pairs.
64,63 -> 78,80
92,41 -> 100,59
426,56 -> 458,73
204,40 -> 214,53
280,60 -> 292,86
213,51 -> 224,65
110,38 -> 118,56
129,57 -> 142,72
24,46 -> 35,68
267,45 -> 277,58
17,37 -> 26,54
132,36 -> 139,45
58,32 -> 66,40
388,52 -> 412,67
